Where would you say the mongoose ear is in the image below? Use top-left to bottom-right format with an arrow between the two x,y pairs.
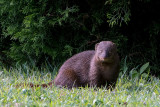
95,43 -> 99,50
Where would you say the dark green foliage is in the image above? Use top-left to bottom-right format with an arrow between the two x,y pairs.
0,0 -> 80,65
106,0 -> 131,27
0,0 -> 160,75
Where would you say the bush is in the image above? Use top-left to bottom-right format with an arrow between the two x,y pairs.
0,0 -> 160,76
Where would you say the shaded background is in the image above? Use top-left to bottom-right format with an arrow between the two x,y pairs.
0,0 -> 160,76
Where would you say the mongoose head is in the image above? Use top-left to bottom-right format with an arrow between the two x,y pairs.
95,41 -> 117,63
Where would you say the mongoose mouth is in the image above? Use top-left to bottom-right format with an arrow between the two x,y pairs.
99,57 -> 111,62
99,57 -> 113,63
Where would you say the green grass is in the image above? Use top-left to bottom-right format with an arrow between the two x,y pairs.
0,66 -> 160,107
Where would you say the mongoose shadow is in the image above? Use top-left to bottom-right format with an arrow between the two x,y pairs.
24,41 -> 120,89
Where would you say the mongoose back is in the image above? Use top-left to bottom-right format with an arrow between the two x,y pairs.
23,41 -> 120,89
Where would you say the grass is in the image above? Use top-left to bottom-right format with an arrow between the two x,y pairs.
0,65 -> 160,107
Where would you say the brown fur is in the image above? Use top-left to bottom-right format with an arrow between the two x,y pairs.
20,41 -> 120,89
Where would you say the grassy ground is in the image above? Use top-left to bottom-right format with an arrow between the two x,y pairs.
0,66 -> 160,107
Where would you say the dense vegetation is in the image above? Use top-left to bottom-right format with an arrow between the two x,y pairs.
0,0 -> 160,76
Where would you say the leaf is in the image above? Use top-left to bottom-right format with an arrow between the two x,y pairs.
123,56 -> 128,73
130,70 -> 139,79
140,62 -> 149,74
141,73 -> 149,79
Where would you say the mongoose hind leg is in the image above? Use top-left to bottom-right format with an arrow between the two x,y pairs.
54,69 -> 80,89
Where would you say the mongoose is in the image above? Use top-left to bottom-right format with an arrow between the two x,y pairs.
23,41 -> 120,89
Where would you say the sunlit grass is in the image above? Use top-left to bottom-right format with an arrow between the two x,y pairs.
0,66 -> 160,106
